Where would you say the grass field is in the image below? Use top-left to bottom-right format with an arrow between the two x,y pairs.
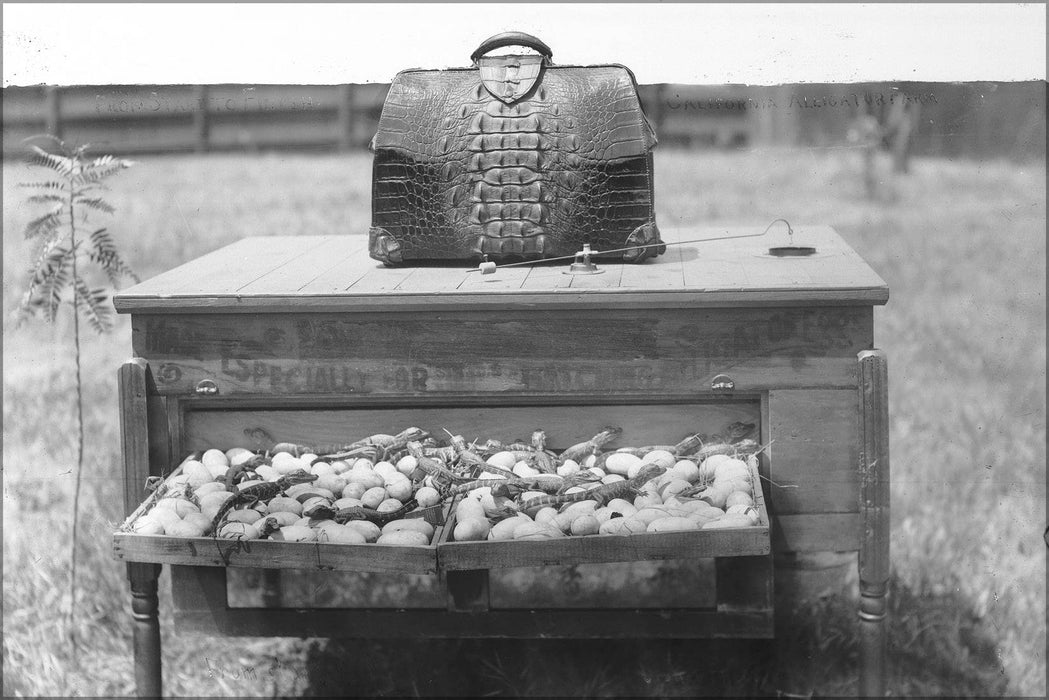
3,146 -> 1045,697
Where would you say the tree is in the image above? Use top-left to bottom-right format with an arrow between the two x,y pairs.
14,135 -> 138,658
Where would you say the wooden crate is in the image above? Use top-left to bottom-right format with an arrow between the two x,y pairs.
112,225 -> 890,696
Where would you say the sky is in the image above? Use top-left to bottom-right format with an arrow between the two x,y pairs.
3,3 -> 1046,87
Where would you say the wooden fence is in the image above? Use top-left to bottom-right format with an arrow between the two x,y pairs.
3,82 -> 1044,160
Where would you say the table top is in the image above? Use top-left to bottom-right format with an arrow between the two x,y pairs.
114,225 -> 888,313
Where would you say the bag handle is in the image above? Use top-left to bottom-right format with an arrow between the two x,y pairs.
470,31 -> 553,64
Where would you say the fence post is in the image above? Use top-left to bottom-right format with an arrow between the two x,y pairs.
649,84 -> 666,135
193,85 -> 210,153
45,86 -> 62,140
338,84 -> 356,150
748,86 -> 773,147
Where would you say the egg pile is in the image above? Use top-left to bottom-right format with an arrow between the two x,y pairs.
129,447 -> 443,545
449,451 -> 763,542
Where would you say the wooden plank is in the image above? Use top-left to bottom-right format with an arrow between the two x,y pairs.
780,250 -> 881,287
236,236 -> 346,293
519,262 -> 574,290
113,533 -> 438,575
152,237 -> 324,297
146,395 -> 171,479
166,397 -> 183,475
183,237 -> 336,295
680,252 -> 751,292
295,239 -> 372,293
345,264 -> 418,292
120,359 -> 153,518
132,306 -> 871,395
144,355 -> 858,396
440,522 -> 770,571
751,448 -> 771,527
619,234 -> 684,290
180,401 -> 761,453
115,288 -> 890,314
456,266 -> 531,291
113,227 -> 889,313
767,389 -> 860,515
569,257 -> 624,289
730,252 -> 815,288
174,607 -> 774,639
132,307 -> 872,361
119,237 -> 262,299
681,224 -> 887,292
772,513 -> 862,553
395,264 -> 477,293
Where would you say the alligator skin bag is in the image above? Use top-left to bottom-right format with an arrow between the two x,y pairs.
368,31 -> 665,265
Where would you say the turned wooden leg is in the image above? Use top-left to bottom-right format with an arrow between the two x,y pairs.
128,562 -> 162,698
858,579 -> 888,697
120,360 -> 164,697
858,350 -> 890,697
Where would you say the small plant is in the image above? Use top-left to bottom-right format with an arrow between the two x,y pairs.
14,135 -> 138,659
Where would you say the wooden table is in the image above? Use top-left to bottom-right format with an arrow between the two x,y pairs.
114,225 -> 890,696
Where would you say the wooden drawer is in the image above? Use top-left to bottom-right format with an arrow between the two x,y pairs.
438,452 -> 770,570
116,397 -> 771,574
114,462 -> 448,576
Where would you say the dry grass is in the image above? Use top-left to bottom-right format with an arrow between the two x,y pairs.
3,146 -> 1045,696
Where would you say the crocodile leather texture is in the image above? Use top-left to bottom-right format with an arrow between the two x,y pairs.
369,58 -> 664,265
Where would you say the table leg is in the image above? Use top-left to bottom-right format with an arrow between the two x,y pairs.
858,580 -> 888,697
858,350 -> 890,697
129,562 -> 162,698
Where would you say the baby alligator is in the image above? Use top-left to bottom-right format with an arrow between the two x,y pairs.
518,464 -> 667,513
689,438 -> 761,462
444,476 -> 563,499
209,469 -> 317,535
306,497 -> 423,526
320,427 -> 429,462
406,441 -> 475,487
558,425 -> 623,464
223,453 -> 268,492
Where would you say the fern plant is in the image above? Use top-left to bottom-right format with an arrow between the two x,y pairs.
14,135 -> 137,657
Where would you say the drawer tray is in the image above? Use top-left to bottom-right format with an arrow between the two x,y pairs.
113,466 -> 446,575
113,532 -> 440,575
438,455 -> 770,570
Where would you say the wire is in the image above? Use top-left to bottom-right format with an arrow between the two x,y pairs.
464,218 -> 792,273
